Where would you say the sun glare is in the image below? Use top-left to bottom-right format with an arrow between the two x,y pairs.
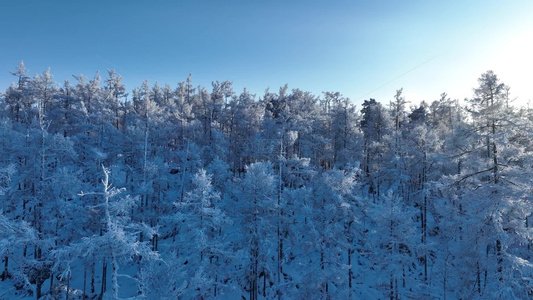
486,20 -> 533,106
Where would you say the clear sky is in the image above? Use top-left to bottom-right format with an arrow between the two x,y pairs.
1,0 -> 532,107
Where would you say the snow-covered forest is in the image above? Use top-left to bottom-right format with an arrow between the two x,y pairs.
1,62 -> 533,299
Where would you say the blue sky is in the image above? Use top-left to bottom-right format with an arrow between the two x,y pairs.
1,0 -> 532,107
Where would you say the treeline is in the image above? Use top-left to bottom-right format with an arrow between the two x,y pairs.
1,62 -> 533,299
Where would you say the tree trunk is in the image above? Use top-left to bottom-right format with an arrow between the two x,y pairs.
111,255 -> 119,299
497,239 -> 503,282
389,275 -> 394,300
263,270 -> 266,297
476,261 -> 481,294
348,248 -> 353,299
395,278 -> 399,300
100,260 -> 107,297
83,266 -> 87,298
91,261 -> 95,294
2,256 -> 7,281
66,274 -> 70,300
251,241 -> 258,300
321,249 -> 329,299
49,272 -> 54,295
443,254 -> 447,300
423,194 -> 428,282
214,274 -> 218,298
36,279 -> 43,300
277,147 -> 283,293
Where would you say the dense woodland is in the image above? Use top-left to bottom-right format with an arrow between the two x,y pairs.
1,62 -> 533,299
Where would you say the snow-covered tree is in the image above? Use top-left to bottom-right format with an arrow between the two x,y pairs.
237,162 -> 277,299
54,166 -> 158,299
172,169 -> 231,298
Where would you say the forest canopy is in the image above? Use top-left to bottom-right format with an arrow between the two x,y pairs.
1,63 -> 533,299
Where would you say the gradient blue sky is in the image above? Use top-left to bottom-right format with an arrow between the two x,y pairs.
1,0 -> 532,107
